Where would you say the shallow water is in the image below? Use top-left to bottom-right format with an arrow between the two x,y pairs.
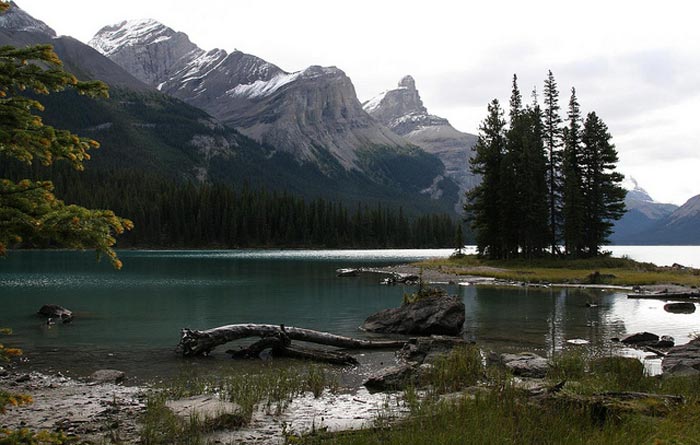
1,248 -> 699,381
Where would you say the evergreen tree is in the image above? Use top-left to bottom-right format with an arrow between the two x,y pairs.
500,76 -> 525,257
580,112 -> 626,255
466,99 -> 506,258
517,94 -> 550,257
0,3 -> 131,268
543,70 -> 563,254
561,88 -> 585,256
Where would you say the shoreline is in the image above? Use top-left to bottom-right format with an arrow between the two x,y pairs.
359,264 -> 697,294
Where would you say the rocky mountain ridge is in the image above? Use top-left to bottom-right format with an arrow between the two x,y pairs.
89,19 -> 416,173
363,75 -> 478,211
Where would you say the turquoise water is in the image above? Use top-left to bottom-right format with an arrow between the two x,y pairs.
1,248 -> 699,381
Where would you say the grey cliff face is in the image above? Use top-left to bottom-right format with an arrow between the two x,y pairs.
364,76 -> 479,211
89,20 -> 410,171
0,2 -> 55,36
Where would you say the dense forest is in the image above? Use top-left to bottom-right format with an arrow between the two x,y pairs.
466,72 -> 626,259
1,163 -> 461,249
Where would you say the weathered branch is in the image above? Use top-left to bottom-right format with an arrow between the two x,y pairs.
178,323 -> 406,357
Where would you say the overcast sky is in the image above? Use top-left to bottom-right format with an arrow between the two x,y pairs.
20,0 -> 700,205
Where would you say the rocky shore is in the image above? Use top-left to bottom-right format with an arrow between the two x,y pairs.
0,369 -> 146,443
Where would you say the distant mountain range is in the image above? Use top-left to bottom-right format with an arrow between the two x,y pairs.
0,4 -> 462,216
611,177 -> 700,245
1,3 -> 697,243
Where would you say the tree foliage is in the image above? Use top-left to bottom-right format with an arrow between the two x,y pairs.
0,2 -> 131,267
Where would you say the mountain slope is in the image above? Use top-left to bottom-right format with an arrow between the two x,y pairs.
0,4 -> 457,215
363,75 -> 478,211
610,177 -> 679,244
89,20 -> 414,170
627,194 -> 700,245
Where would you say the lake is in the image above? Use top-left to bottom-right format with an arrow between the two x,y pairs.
1,246 -> 699,381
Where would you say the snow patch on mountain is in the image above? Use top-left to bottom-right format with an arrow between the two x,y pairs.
90,19 -> 171,56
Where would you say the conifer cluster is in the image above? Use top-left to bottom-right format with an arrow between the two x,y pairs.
466,72 -> 626,259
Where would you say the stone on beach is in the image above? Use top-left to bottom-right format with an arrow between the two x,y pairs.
361,295 -> 465,336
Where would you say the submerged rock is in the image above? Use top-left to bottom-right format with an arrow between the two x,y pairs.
664,302 -> 696,314
37,304 -> 73,323
500,352 -> 550,378
361,295 -> 465,336
620,332 -> 659,346
335,268 -> 358,277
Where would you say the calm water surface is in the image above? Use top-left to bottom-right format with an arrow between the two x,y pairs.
1,247 -> 698,381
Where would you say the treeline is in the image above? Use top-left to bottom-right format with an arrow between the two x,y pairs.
2,165 -> 460,249
466,72 -> 626,259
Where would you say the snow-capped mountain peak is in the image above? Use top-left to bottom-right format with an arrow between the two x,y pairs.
89,19 -> 176,57
622,176 -> 655,204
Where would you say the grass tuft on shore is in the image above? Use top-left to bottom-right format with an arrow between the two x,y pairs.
299,350 -> 700,445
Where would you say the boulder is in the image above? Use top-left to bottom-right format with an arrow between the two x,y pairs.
166,395 -> 245,429
500,352 -> 550,378
37,304 -> 73,323
664,302 -> 696,314
364,363 -> 416,392
620,332 -> 659,346
398,335 -> 469,364
89,369 -> 125,384
361,295 -> 465,336
654,335 -> 675,348
663,338 -> 700,375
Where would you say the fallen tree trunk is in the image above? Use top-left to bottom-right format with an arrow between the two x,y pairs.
178,323 -> 406,357
226,336 -> 359,365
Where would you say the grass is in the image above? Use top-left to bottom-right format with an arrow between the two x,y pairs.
299,350 -> 700,445
140,364 -> 340,445
415,254 -> 700,287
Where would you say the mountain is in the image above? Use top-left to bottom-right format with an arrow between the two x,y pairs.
610,177 -> 678,244
0,4 -> 458,215
626,194 -> 700,245
88,20 -> 437,176
363,75 -> 478,211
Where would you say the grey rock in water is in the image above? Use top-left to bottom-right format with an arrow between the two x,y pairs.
664,302 -> 696,314
364,363 -> 416,392
38,304 -> 73,323
89,369 -> 125,384
398,335 -> 469,364
363,75 -> 478,212
361,295 -> 465,336
655,335 -> 675,348
620,331 -> 659,346
500,352 -> 550,378
663,338 -> 700,375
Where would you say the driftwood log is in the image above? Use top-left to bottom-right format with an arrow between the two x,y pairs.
177,324 -> 407,364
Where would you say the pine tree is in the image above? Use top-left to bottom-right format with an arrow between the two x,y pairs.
543,70 -> 563,254
561,88 -> 584,256
0,3 -> 132,268
580,112 -> 626,255
465,99 -> 506,258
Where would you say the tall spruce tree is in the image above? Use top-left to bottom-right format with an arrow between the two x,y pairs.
580,112 -> 626,255
517,92 -> 549,257
499,75 -> 524,257
466,99 -> 506,258
543,70 -> 563,254
562,88 -> 584,256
